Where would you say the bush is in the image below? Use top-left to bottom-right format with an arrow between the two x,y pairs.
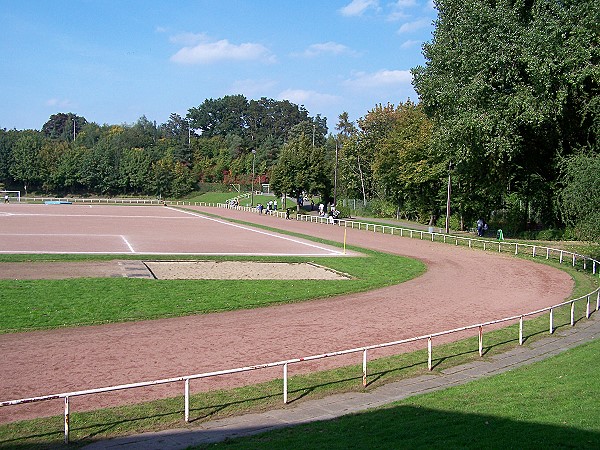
435,215 -> 461,230
334,205 -> 352,219
366,199 -> 397,218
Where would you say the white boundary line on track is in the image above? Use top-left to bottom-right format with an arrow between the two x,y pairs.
0,251 -> 339,256
168,207 -> 345,256
0,212 -> 191,219
121,236 -> 135,253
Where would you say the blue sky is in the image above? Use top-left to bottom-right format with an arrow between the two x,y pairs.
1,0 -> 437,132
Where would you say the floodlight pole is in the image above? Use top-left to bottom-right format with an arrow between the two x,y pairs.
251,149 -> 256,206
445,161 -> 452,234
334,139 -> 338,207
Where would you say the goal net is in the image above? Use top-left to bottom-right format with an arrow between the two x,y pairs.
1,191 -> 21,202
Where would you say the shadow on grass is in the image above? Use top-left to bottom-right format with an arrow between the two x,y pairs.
185,404 -> 600,449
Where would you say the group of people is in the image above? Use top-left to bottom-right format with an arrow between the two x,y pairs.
256,199 -> 278,214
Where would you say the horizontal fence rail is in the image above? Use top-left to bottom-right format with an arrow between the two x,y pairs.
2,202 -> 599,444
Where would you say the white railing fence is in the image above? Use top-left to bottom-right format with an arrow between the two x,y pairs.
1,204 -> 599,445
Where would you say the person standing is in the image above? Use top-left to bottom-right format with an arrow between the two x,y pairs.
476,218 -> 484,237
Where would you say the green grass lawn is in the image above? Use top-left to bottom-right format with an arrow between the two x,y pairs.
198,337 -> 600,449
0,249 -> 425,333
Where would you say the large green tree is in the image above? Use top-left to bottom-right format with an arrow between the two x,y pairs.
270,134 -> 332,202
9,130 -> 45,194
372,101 -> 441,223
413,0 -> 599,229
42,113 -> 87,141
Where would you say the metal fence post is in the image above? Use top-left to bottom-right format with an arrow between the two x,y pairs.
283,363 -> 288,404
362,349 -> 368,387
550,308 -> 554,334
64,396 -> 70,444
586,295 -> 590,319
571,301 -> 575,326
428,337 -> 432,371
478,326 -> 483,357
519,316 -> 523,345
184,378 -> 190,422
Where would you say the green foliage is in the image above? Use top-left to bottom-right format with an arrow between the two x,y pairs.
366,198 -> 397,218
41,112 -> 87,141
558,153 -> 600,241
270,134 -> 332,200
333,204 -> 352,219
413,0 -> 599,229
1,94 -> 329,198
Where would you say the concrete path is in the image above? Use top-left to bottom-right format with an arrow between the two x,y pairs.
83,311 -> 600,449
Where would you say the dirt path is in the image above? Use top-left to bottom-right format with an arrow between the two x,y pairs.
0,208 -> 574,423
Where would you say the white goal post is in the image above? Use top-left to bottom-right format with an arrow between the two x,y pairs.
1,190 -> 21,202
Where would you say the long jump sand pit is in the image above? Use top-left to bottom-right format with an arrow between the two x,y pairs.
145,260 -> 351,280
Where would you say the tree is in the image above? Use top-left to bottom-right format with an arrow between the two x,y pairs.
372,101 -> 441,223
120,148 -> 153,194
558,154 -> 600,241
270,134 -> 331,201
0,129 -> 18,183
53,145 -> 88,193
245,97 -> 310,146
42,113 -> 87,141
412,0 -> 599,229
188,95 -> 248,138
9,131 -> 45,193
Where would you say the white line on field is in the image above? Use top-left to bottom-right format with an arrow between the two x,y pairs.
0,251 -> 343,256
121,236 -> 135,253
167,207 -> 345,256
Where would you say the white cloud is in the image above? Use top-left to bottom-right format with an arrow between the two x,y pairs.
386,0 -> 418,21
400,39 -> 422,49
345,69 -> 413,89
398,17 -> 431,34
278,89 -> 339,107
230,79 -> 277,97
169,32 -> 209,46
46,98 -> 74,108
300,41 -> 356,57
339,0 -> 379,17
170,39 -> 275,64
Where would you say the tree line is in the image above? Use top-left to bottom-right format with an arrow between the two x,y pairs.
0,0 -> 597,240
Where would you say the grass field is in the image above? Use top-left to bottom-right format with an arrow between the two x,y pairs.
0,247 -> 424,333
